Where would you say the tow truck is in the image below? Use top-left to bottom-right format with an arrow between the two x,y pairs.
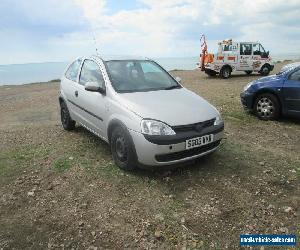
199,35 -> 274,78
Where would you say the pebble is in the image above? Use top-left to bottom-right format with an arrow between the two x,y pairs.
154,230 -> 162,239
180,217 -> 186,224
283,206 -> 293,213
278,227 -> 288,233
27,191 -> 35,197
87,246 -> 97,250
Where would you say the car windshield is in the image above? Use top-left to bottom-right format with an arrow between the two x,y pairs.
105,60 -> 181,93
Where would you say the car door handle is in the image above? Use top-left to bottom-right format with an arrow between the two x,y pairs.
75,91 -> 78,97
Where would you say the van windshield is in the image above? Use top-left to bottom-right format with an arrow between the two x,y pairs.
105,60 -> 181,93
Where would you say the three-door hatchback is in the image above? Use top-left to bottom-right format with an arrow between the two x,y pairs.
59,55 -> 224,170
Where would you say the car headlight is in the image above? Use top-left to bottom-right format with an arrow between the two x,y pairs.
214,114 -> 223,126
243,81 -> 253,92
141,119 -> 176,136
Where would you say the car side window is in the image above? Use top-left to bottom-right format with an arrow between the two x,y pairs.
240,43 -> 252,56
253,43 -> 260,55
289,69 -> 300,82
65,59 -> 82,82
79,60 -> 105,88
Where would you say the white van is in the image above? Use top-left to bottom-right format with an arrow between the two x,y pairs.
200,40 -> 274,78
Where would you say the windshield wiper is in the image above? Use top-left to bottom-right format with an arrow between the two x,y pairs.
164,85 -> 181,90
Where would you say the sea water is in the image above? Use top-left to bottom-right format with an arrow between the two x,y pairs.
0,55 -> 299,86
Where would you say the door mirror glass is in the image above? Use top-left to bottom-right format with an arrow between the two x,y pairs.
85,82 -> 105,94
175,76 -> 182,83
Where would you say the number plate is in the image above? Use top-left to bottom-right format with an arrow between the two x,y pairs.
186,134 -> 214,149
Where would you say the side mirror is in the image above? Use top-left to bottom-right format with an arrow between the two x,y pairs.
85,82 -> 105,94
175,76 -> 182,83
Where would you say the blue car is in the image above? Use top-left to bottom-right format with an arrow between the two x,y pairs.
240,64 -> 300,120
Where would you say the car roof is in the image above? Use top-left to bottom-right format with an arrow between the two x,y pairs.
281,62 -> 300,72
91,54 -> 149,62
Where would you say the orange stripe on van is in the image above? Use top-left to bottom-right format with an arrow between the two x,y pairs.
228,56 -> 236,61
217,56 -> 224,60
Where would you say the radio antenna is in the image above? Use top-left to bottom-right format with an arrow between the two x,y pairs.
91,26 -> 100,55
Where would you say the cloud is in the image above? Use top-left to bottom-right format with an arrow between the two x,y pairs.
0,0 -> 299,64
71,0 -> 300,57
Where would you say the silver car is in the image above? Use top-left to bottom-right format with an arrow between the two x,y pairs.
59,55 -> 224,170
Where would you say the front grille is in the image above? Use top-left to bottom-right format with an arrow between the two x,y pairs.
155,140 -> 221,162
172,118 -> 215,133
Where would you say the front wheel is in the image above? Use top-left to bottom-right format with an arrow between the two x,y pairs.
254,93 -> 280,120
111,126 -> 137,171
260,65 -> 270,76
220,66 -> 231,79
60,101 -> 76,130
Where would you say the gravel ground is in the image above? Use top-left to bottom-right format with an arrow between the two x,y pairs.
0,61 -> 299,249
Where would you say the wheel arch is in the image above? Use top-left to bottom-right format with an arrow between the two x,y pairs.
58,96 -> 64,106
107,119 -> 128,144
260,63 -> 271,71
221,64 -> 233,72
107,118 -> 138,168
252,89 -> 282,112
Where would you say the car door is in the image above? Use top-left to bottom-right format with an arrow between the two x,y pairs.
283,68 -> 300,116
77,59 -> 107,137
237,43 -> 253,71
62,58 -> 84,121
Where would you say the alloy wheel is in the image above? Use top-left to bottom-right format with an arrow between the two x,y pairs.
256,97 -> 274,118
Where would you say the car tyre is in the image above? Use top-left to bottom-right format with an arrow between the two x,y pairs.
220,66 -> 231,79
60,101 -> 76,130
111,126 -> 137,171
254,93 -> 280,120
245,70 -> 253,75
260,65 -> 270,76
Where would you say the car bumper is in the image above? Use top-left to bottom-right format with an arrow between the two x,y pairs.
240,91 -> 254,110
129,127 -> 224,167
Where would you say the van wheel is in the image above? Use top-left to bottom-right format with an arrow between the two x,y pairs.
254,93 -> 280,120
260,65 -> 270,76
220,66 -> 231,79
245,70 -> 253,75
60,101 -> 76,130
111,126 -> 137,171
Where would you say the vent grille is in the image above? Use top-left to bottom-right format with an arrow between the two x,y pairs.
172,118 -> 215,133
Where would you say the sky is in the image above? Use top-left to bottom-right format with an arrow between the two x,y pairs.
0,0 -> 299,64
